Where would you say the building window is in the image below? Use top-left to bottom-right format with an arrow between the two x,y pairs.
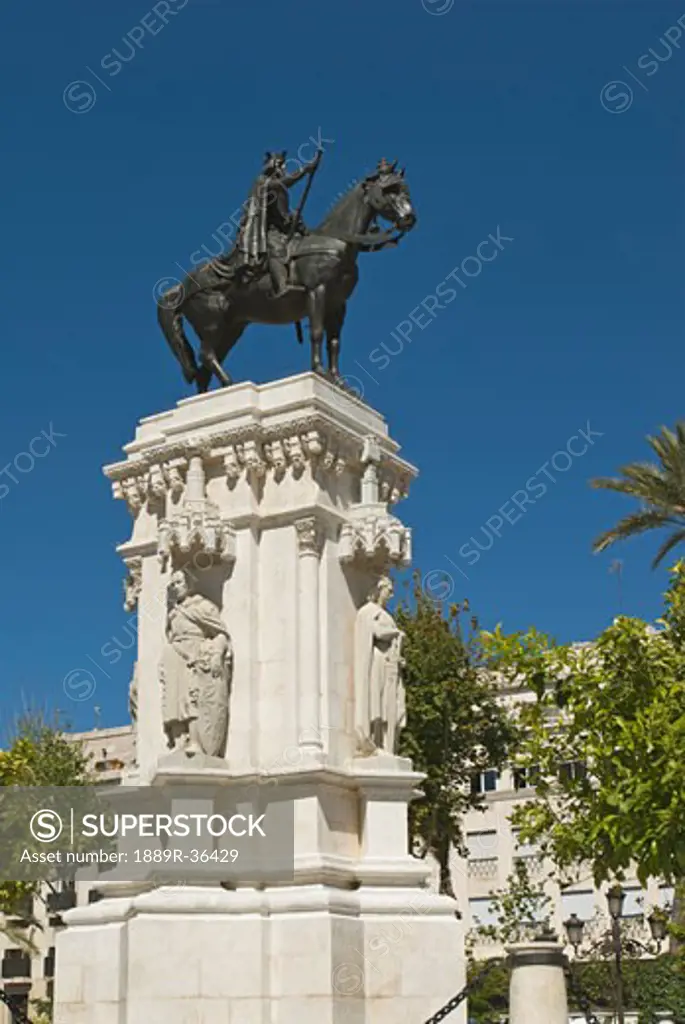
559,760 -> 586,783
469,898 -> 498,928
512,829 -> 539,860
94,757 -> 125,772
560,890 -> 595,921
466,830 -> 498,860
2,949 -> 32,979
659,885 -> 675,910
513,765 -> 540,790
470,769 -> 498,795
622,887 -> 644,920
44,947 -> 56,978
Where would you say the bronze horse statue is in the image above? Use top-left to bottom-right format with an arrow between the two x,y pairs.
157,161 -> 416,392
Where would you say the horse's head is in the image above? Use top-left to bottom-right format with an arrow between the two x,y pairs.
363,159 -> 416,233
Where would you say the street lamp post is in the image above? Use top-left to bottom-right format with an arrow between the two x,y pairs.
563,884 -> 668,1024
607,886 -> 626,1024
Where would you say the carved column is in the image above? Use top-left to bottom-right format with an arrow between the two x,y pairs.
295,517 -> 325,753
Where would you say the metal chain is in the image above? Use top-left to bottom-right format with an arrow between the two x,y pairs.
0,989 -> 34,1024
421,958 -> 502,1024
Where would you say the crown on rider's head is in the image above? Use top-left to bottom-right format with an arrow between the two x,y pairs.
376,157 -> 396,175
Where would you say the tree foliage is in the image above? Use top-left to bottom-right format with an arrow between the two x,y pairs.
397,579 -> 517,894
481,565 -> 685,888
0,714 -> 90,932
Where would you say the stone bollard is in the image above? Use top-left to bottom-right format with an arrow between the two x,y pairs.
506,939 -> 568,1024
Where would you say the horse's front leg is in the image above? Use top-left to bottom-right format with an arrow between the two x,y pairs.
307,285 -> 326,374
324,303 -> 346,380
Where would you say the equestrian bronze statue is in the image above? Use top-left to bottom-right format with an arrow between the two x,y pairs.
157,152 -> 417,392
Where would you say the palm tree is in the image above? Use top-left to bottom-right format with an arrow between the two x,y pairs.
591,422 -> 685,568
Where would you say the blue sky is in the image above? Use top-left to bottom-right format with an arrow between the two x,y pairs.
2,0 -> 684,730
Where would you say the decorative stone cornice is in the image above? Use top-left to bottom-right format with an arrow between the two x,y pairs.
105,414 -> 414,507
111,459 -> 187,516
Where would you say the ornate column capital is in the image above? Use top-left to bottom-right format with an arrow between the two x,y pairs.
295,516 -> 325,558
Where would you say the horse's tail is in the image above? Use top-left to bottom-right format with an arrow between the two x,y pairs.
156,284 -> 198,384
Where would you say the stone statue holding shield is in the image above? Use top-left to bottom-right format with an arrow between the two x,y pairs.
353,575 -> 406,755
159,570 -> 233,758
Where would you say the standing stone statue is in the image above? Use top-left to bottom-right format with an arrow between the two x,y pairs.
353,575 -> 406,755
159,570 -> 233,758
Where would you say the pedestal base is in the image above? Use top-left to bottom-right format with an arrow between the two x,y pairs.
54,885 -> 465,1024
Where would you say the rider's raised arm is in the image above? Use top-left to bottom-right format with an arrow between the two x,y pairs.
282,152 -> 320,188
282,164 -> 310,187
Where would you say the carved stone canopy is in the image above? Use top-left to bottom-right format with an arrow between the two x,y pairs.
158,455 -> 236,569
339,505 -> 412,569
338,434 -> 412,570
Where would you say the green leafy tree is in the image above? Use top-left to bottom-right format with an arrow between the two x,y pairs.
397,580 -> 517,895
0,713 -> 91,941
480,564 -> 685,958
591,421 -> 685,568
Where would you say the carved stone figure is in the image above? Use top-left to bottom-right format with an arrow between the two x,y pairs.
159,570 -> 233,757
353,575 -> 406,755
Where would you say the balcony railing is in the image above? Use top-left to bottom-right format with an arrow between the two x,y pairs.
468,858 -> 499,880
514,854 -> 545,878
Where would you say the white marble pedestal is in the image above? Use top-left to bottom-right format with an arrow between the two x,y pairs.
507,941 -> 568,1024
53,374 -> 465,1024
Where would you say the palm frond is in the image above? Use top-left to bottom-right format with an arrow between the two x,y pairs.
590,423 -> 685,567
592,509 -> 683,555
651,528 -> 685,568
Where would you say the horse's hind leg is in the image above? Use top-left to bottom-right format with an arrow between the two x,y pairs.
197,320 -> 248,392
197,324 -> 233,390
307,285 -> 326,374
324,303 -> 346,380
195,366 -> 212,393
